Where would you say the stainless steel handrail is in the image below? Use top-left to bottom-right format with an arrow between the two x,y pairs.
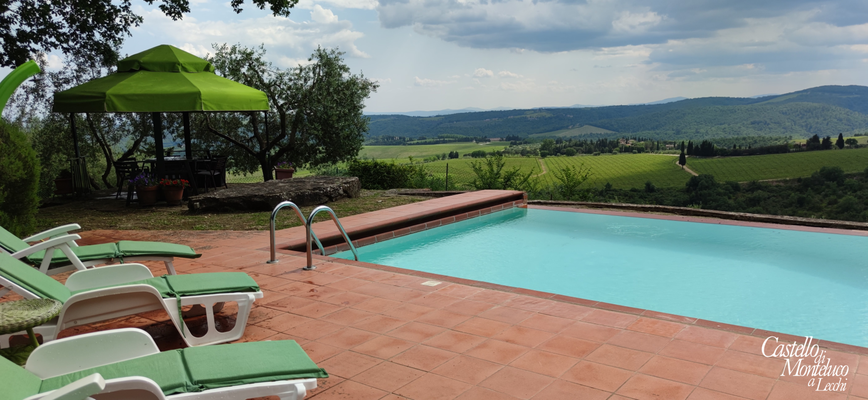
305,205 -> 358,270
267,201 -> 325,264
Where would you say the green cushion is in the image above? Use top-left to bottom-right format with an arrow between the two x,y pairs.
36,340 -> 326,396
118,241 -> 201,259
0,355 -> 42,399
0,226 -> 29,253
26,243 -> 119,266
184,341 -> 329,389
0,253 -> 71,302
70,273 -> 260,299
39,350 -> 193,396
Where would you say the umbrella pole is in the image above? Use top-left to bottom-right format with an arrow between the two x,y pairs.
153,112 -> 164,179
183,112 -> 192,161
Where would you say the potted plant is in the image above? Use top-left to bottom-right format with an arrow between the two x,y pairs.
274,161 -> 295,179
159,178 -> 190,206
130,173 -> 158,206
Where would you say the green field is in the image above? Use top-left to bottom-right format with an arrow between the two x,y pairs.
360,142 -> 509,161
419,157 -> 542,189
541,154 -> 691,189
531,124 -> 615,138
689,147 -> 868,182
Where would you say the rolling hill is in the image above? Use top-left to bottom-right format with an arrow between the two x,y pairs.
366,85 -> 868,140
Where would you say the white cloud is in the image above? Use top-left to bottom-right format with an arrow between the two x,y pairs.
133,5 -> 369,59
414,76 -> 454,87
473,68 -> 493,78
611,10 -> 664,34
498,70 -> 522,78
311,5 -> 339,24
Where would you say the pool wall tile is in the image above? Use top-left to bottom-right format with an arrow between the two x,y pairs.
695,319 -> 756,335
640,310 -> 698,324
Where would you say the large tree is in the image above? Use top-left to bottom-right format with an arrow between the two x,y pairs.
200,44 -> 378,180
0,0 -> 297,68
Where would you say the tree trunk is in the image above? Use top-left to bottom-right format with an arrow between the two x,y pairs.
85,113 -> 115,188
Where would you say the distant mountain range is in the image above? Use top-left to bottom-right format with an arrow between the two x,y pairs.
366,85 -> 868,140
366,96 -> 691,117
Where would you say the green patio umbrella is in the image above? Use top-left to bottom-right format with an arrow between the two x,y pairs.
53,45 -> 268,113
52,45 -> 269,187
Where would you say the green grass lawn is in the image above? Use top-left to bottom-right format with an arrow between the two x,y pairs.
688,147 -> 868,182
541,154 -> 692,189
360,142 -> 509,161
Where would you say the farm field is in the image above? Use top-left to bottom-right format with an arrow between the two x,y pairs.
421,157 -> 542,189
689,147 -> 868,182
360,142 -> 508,161
542,154 -> 691,189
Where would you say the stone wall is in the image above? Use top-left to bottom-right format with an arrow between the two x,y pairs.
187,176 -> 361,212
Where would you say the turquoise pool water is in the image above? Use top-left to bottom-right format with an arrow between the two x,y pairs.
334,208 -> 868,347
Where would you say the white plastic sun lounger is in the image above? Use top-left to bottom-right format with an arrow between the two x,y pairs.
6,329 -> 326,400
0,224 -> 201,275
0,253 -> 263,347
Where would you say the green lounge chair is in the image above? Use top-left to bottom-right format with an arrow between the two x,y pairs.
0,253 -> 263,347
0,224 -> 201,275
6,328 -> 327,400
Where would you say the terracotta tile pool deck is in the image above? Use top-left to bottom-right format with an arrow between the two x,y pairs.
22,191 -> 868,399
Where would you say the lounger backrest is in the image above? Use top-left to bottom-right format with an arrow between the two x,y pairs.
0,253 -> 71,302
0,225 -> 29,253
0,354 -> 42,399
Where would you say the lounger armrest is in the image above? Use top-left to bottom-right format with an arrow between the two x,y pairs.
65,263 -> 155,292
27,329 -> 161,379
10,234 -> 82,259
22,224 -> 82,242
24,374 -> 107,400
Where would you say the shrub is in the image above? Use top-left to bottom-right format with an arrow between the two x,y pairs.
552,164 -> 592,200
348,160 -> 415,189
0,121 -> 40,236
563,148 -> 577,156
470,150 -> 488,158
469,153 -> 535,191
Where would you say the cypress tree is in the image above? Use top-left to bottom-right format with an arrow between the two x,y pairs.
836,133 -> 845,149
679,146 -> 686,168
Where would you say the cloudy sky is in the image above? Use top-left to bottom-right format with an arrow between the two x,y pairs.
8,0 -> 868,112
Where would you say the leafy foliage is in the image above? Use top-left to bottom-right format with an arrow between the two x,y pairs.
583,166 -> 868,223
468,154 -> 535,191
0,121 -> 40,236
0,0 -> 297,68
551,164 -> 592,200
201,44 -> 378,180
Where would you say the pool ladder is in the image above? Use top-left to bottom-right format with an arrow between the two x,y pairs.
267,201 -> 358,270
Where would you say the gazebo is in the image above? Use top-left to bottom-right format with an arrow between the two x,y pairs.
53,45 -> 269,194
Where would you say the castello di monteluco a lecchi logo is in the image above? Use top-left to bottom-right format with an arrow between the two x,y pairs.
762,336 -> 850,392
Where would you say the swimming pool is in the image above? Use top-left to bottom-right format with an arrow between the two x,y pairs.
334,207 -> 868,347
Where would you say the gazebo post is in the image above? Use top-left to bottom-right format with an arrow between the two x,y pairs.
183,112 -> 193,161
153,112 -> 164,179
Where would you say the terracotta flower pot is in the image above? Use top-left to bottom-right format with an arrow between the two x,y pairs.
136,185 -> 159,206
275,168 -> 295,180
162,185 -> 185,206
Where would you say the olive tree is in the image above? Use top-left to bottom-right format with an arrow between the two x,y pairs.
199,44 -> 378,180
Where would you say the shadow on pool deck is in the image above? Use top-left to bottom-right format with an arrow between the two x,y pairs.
11,191 -> 868,400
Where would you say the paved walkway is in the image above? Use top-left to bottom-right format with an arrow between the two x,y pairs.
9,191 -> 868,400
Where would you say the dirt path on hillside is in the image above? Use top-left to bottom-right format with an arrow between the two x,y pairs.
534,158 -> 549,177
675,160 -> 699,176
